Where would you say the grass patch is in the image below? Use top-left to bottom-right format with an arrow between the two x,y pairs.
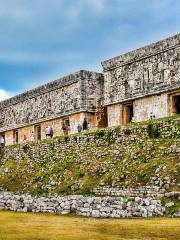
0,211 -> 180,240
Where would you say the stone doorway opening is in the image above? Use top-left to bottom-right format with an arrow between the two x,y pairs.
62,117 -> 70,135
13,130 -> 19,144
173,95 -> 180,114
63,118 -> 70,128
169,92 -> 180,115
121,102 -> 134,125
35,125 -> 41,141
0,134 -> 5,146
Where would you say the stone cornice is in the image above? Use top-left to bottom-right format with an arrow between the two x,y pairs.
102,33 -> 180,71
0,70 -> 102,109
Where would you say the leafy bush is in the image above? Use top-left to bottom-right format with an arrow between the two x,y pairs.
103,174 -> 113,186
105,130 -> 116,144
147,121 -> 160,138
75,170 -> 85,179
94,128 -> 105,140
124,128 -> 131,135
114,126 -> 120,134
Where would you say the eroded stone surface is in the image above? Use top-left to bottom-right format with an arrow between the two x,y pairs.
102,34 -> 180,125
0,191 -> 165,218
102,34 -> 180,105
0,71 -> 103,131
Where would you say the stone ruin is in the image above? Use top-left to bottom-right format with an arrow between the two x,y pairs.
0,33 -> 180,145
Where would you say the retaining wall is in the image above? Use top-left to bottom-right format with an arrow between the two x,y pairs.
0,191 -> 165,218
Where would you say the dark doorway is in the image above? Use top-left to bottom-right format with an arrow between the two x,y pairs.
62,118 -> 70,135
174,95 -> 180,114
122,103 -> 134,124
64,118 -> 70,128
0,134 -> 5,146
127,105 -> 134,123
13,130 -> 19,144
35,125 -> 41,141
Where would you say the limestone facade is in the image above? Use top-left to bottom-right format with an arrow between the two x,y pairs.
1,34 -> 180,144
102,33 -> 180,126
0,70 -> 104,145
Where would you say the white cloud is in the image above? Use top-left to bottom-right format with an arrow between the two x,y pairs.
0,89 -> 13,101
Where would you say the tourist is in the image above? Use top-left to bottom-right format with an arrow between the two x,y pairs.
45,126 -> 51,138
50,127 -> 54,138
87,122 -> 91,130
61,123 -> 66,135
150,112 -> 153,120
77,123 -> 82,133
82,118 -> 88,131
30,131 -> 34,141
150,112 -> 156,120
67,125 -> 71,135
23,135 -> 27,143
0,136 -> 5,147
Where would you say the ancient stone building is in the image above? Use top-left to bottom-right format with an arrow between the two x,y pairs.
102,34 -> 180,126
0,34 -> 180,145
0,70 -> 104,145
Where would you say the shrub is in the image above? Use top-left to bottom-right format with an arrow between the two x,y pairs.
103,174 -> 113,186
124,128 -> 131,135
58,135 -> 69,143
114,126 -> 121,134
147,121 -> 160,138
94,128 -> 105,140
22,144 -> 30,153
75,170 -> 85,179
105,130 -> 116,144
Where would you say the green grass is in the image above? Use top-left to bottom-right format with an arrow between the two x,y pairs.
0,211 -> 179,240
0,116 -> 179,197
0,138 -> 179,196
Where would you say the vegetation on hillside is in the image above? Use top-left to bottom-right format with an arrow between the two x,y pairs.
0,118 -> 179,197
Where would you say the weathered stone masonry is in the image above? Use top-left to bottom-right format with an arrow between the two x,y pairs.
0,70 -> 104,145
1,33 -> 180,145
0,192 -> 165,218
102,34 -> 180,126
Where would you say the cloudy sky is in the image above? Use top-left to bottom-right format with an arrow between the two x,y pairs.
0,0 -> 180,100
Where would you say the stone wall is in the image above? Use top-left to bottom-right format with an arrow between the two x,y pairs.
0,117 -> 179,217
107,104 -> 121,127
3,112 -> 96,145
133,93 -> 169,121
92,186 -> 166,198
107,92 -> 174,127
102,34 -> 180,106
0,191 -> 165,218
0,70 -> 103,132
1,117 -> 180,162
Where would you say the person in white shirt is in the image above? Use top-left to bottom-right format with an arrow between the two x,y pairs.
87,122 -> 91,130
0,136 -> 5,147
45,126 -> 51,138
30,131 -> 35,141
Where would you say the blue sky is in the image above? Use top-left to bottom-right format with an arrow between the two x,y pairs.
0,0 -> 180,100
